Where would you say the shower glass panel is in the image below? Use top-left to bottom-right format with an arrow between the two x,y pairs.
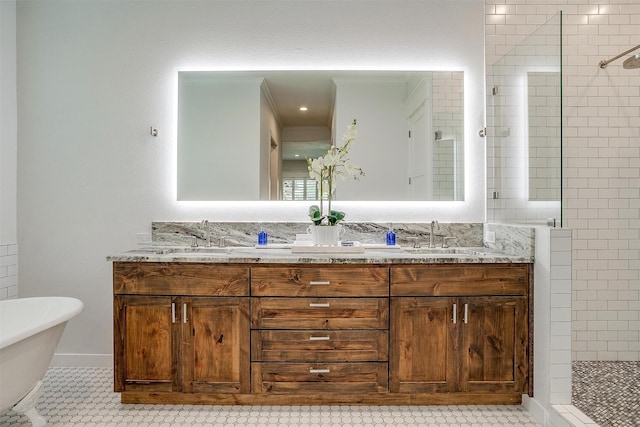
486,12 -> 563,226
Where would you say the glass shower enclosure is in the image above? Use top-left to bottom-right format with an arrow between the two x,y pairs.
486,12 -> 563,226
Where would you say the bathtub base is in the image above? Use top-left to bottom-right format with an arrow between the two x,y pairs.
12,380 -> 46,427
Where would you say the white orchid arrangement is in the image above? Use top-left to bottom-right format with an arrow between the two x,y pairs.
307,119 -> 365,226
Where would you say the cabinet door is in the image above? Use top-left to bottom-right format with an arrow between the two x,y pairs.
114,295 -> 177,392
459,296 -> 528,393
182,297 -> 250,393
390,297 -> 457,393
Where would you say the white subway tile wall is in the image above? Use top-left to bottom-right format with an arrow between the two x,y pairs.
0,244 -> 18,300
432,71 -> 465,200
550,229 -> 573,404
486,0 -> 640,361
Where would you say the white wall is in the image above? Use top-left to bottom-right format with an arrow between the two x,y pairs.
486,0 -> 640,362
178,76 -> 262,200
15,0 -> 485,360
0,0 -> 18,300
334,82 -> 408,201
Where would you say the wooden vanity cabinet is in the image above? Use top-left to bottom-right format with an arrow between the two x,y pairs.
112,261 -> 531,404
390,264 -> 530,397
113,263 -> 250,395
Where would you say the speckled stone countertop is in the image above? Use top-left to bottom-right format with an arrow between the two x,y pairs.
106,245 -> 533,264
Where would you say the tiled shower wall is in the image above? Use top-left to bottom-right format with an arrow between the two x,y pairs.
486,1 -> 640,361
432,71 -> 464,200
0,244 -> 18,300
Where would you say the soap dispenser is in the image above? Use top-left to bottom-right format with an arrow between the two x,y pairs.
386,223 -> 396,246
258,227 -> 268,246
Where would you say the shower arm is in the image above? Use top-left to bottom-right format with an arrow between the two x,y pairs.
599,44 -> 640,69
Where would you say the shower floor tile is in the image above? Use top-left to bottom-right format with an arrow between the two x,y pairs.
572,361 -> 640,427
0,367 -> 542,426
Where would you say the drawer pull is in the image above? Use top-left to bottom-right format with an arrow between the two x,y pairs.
463,303 -> 468,324
183,303 -> 188,324
309,368 -> 330,373
309,280 -> 330,286
452,303 -> 457,324
171,302 -> 176,324
309,302 -> 330,308
309,335 -> 330,341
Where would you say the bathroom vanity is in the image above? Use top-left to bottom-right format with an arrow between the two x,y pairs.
110,246 -> 533,405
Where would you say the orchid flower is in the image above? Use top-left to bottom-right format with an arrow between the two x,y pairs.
306,119 -> 364,225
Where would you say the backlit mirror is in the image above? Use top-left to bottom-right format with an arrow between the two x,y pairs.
177,70 -> 464,201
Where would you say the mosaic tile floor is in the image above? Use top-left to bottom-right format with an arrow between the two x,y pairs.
572,361 -> 640,427
0,367 -> 542,427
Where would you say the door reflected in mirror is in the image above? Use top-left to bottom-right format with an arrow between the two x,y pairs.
177,70 -> 464,201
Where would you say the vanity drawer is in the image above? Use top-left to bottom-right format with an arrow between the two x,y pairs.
251,266 -> 389,297
251,362 -> 389,393
113,262 -> 249,296
391,264 -> 530,297
251,330 -> 389,362
251,298 -> 389,329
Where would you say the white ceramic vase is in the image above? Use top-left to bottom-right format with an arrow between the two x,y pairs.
309,225 -> 343,246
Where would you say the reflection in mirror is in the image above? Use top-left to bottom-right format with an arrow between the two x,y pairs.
177,70 -> 464,201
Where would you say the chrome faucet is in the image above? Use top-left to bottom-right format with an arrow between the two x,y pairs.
200,219 -> 212,247
428,220 -> 439,248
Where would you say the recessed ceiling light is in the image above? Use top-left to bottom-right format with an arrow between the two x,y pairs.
294,154 -> 300,157
299,106 -> 308,112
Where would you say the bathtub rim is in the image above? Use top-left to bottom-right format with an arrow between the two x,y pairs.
0,296 -> 84,349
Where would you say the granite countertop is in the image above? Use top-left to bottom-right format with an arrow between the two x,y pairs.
106,245 -> 533,264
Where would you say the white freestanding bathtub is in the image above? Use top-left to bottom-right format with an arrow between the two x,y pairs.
0,296 -> 83,426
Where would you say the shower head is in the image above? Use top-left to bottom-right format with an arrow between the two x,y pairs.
599,44 -> 640,69
623,52 -> 640,69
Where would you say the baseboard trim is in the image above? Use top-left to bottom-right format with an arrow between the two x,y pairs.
51,353 -> 113,368
522,395 -> 549,426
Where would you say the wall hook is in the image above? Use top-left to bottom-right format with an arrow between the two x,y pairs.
150,127 -> 159,137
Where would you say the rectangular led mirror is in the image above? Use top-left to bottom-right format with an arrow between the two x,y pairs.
177,70 -> 464,201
